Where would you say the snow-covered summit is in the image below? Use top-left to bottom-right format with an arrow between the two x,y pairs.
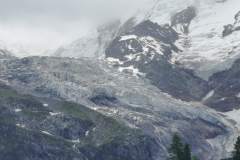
53,0 -> 240,78
166,0 -> 240,79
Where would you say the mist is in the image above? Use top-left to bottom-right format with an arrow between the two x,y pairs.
0,0 -> 151,56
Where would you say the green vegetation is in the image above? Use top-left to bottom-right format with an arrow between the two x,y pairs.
59,102 -> 142,146
0,87 -> 19,98
168,134 -> 198,160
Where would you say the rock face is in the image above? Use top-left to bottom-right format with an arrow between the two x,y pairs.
223,11 -> 240,37
0,83 -> 159,160
106,20 -> 179,60
106,20 -> 209,101
1,1 -> 240,160
171,6 -> 197,34
0,56 -> 237,160
204,58 -> 240,112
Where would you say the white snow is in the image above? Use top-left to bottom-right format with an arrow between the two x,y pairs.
41,130 -> 53,136
118,65 -> 145,77
43,103 -> 49,107
224,109 -> 240,152
71,139 -> 80,143
85,130 -> 90,136
119,35 -> 137,41
106,57 -> 124,65
49,112 -> 61,116
202,90 -> 215,102
16,123 -> 25,128
124,54 -> 136,61
225,109 -> 240,126
168,0 -> 240,79
220,97 -> 226,101
14,108 -> 22,113
140,36 -> 164,56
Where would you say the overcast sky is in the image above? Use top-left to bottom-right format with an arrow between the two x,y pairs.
0,0 -> 150,55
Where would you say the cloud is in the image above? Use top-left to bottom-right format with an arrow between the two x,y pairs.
0,0 -> 151,56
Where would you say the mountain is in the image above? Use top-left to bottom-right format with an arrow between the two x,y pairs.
105,20 -> 209,101
104,0 -> 240,106
168,0 -> 240,79
204,58 -> 240,112
0,56 -> 238,160
1,0 -> 240,160
54,20 -> 123,58
0,49 -> 13,59
53,0 -> 240,79
0,82 -> 159,160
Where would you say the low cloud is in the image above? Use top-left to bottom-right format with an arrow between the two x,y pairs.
0,0 -> 151,55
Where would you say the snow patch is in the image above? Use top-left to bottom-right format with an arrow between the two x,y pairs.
14,108 -> 22,113
106,57 -> 124,65
170,0 -> 240,79
220,97 -> 226,101
85,130 -> 90,137
124,54 -> 137,61
41,130 -> 53,136
49,112 -> 61,116
43,103 -> 49,107
140,36 -> 164,56
225,109 -> 240,126
119,35 -> 137,41
118,65 -> 145,77
71,139 -> 80,143
16,123 -> 25,128
202,90 -> 215,102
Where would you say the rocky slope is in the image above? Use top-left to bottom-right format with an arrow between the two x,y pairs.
52,0 -> 240,102
1,0 -> 240,160
105,20 -> 209,101
0,82 -> 159,160
0,56 -> 238,160
203,58 -> 240,112
52,0 -> 240,76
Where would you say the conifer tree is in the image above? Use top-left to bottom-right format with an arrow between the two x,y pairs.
233,136 -> 240,160
168,134 -> 184,160
183,144 -> 192,160
168,134 -> 199,160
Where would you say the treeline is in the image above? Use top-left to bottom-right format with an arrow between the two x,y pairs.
168,134 -> 240,160
167,134 -> 198,160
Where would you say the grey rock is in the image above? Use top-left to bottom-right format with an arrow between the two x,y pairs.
206,58 -> 240,112
106,20 -> 209,101
0,56 -> 236,160
171,6 -> 197,34
0,82 -> 159,160
223,11 -> 240,37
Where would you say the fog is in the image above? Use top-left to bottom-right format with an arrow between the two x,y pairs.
0,0 -> 151,56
